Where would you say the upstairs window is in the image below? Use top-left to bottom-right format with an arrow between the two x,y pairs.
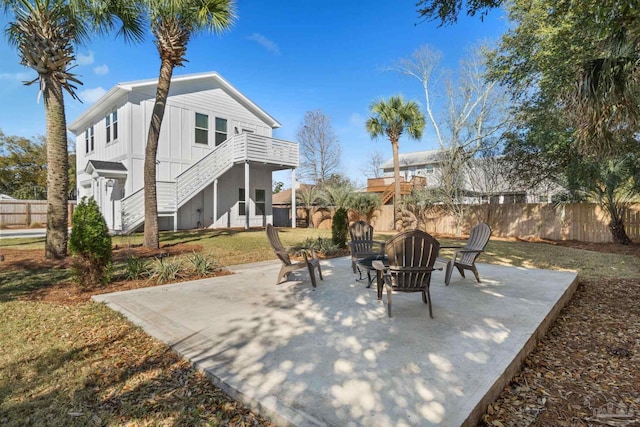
195,113 -> 208,144
424,165 -> 434,174
238,188 -> 246,216
106,109 -> 118,142
215,117 -> 227,146
85,126 -> 95,153
106,114 -> 111,143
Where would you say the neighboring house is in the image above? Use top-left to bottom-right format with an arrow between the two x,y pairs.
380,149 -> 443,185
368,149 -> 561,204
68,71 -> 299,233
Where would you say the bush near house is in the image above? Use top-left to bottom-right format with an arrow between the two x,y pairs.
68,197 -> 112,287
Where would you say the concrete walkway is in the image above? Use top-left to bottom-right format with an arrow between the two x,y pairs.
93,257 -> 578,426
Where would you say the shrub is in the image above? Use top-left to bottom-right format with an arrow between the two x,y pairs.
148,256 -> 183,284
332,207 -> 349,248
124,255 -> 149,280
68,197 -> 112,287
313,237 -> 341,256
29,221 -> 43,228
187,251 -> 218,277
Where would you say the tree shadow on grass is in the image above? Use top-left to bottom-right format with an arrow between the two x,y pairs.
158,228 -> 246,246
0,269 -> 71,302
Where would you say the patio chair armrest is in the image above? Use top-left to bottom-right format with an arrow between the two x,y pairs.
456,249 -> 483,254
440,245 -> 463,249
388,266 -> 437,273
371,260 -> 387,271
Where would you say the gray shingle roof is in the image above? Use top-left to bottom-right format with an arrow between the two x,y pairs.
381,149 -> 444,169
87,160 -> 128,172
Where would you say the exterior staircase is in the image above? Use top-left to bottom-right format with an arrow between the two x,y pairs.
119,133 -> 298,233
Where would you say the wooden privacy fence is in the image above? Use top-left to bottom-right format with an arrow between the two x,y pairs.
301,203 -> 640,243
0,200 -> 76,227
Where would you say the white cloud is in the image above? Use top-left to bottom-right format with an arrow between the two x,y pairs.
247,33 -> 280,55
76,51 -> 95,66
93,64 -> 109,75
0,72 -> 33,81
79,87 -> 106,103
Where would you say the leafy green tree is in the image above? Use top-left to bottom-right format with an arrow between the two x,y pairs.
365,95 -> 425,229
0,131 -> 76,199
2,0 -> 143,258
69,197 -> 112,286
0,131 -> 46,197
142,0 -> 236,250
272,181 -> 284,194
490,0 -> 640,157
503,101 -> 640,244
567,155 -> 640,245
416,0 -> 503,26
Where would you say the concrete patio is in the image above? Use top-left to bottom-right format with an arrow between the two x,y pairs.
93,257 -> 578,426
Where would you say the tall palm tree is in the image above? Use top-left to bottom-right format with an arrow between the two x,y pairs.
142,0 -> 236,249
366,95 -> 425,230
2,0 -> 143,259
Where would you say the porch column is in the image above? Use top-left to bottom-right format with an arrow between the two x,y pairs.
213,179 -> 218,228
244,161 -> 250,230
291,168 -> 296,228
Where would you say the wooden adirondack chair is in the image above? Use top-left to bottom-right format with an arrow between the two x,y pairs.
266,224 -> 323,288
437,222 -> 492,285
348,221 -> 385,274
373,230 -> 440,318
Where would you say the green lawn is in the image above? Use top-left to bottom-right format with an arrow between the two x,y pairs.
1,228 -> 639,426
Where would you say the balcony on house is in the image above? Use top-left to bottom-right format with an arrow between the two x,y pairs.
366,176 -> 426,204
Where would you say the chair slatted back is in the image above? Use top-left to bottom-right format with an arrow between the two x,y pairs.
266,224 -> 292,266
385,230 -> 440,291
459,222 -> 492,266
349,221 -> 375,253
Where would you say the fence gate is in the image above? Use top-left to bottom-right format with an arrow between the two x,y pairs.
272,207 -> 290,227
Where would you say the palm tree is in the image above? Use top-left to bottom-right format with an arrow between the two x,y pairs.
296,184 -> 321,228
3,0 -> 143,259
366,95 -> 425,230
142,0 -> 236,249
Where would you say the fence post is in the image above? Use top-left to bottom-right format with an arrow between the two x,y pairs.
68,202 -> 74,226
25,202 -> 31,227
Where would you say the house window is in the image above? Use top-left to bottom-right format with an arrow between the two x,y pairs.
84,127 -> 95,153
215,118 -> 227,146
255,189 -> 265,215
238,188 -> 246,216
195,113 -> 209,144
106,109 -> 118,143
424,165 -> 434,174
106,114 -> 111,143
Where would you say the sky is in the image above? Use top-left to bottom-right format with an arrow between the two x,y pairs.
0,1 -> 508,188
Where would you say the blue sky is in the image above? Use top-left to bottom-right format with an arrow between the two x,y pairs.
0,1 -> 508,187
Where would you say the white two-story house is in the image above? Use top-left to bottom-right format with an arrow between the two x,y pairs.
69,71 -> 299,233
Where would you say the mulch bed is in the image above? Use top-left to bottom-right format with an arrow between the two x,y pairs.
3,241 -> 640,425
2,242 -> 233,305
